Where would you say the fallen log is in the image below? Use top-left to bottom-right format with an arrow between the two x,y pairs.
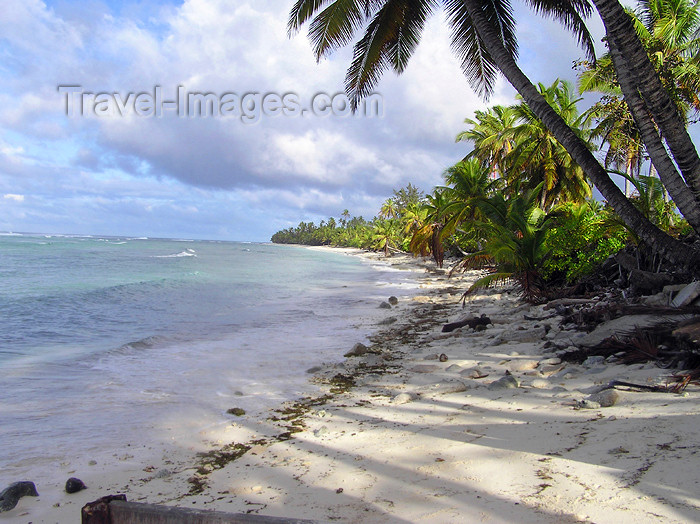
442,314 -> 491,333
82,496 -> 318,524
543,298 -> 594,310
629,269 -> 674,294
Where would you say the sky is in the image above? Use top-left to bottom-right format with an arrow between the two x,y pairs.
0,0 -> 608,241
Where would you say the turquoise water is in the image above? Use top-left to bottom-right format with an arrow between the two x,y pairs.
0,234 -> 418,486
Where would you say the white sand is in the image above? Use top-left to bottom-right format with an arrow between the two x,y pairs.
4,249 -> 700,523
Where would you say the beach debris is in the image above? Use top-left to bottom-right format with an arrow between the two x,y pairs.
154,469 -> 173,479
417,380 -> 469,396
0,481 -> 39,512
65,477 -> 87,494
587,389 -> 620,408
392,392 -> 419,404
583,356 -> 606,368
379,301 -> 392,309
575,314 -> 694,348
507,359 -> 539,372
313,426 -> 329,437
81,494 -> 127,522
538,363 -> 566,376
226,407 -> 246,416
671,281 -> 700,307
460,367 -> 488,379
423,353 -> 440,360
487,373 -> 519,390
442,314 -> 491,333
439,353 -> 448,362
388,296 -> 399,305
674,320 -> 700,344
378,316 -> 398,325
668,371 -> 700,393
641,291 -> 668,307
345,342 -> 370,357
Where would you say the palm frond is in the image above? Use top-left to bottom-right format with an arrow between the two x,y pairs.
346,0 -> 435,109
288,0 -> 334,36
308,0 -> 376,60
444,0 -> 517,99
524,0 -> 596,61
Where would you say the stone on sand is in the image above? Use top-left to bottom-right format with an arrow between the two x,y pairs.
671,281 -> 700,307
345,343 -> 370,357
487,374 -> 519,390
392,392 -> 419,404
507,359 -> 539,372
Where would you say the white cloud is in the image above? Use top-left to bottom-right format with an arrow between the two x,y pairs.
0,0 -> 602,240
3,193 -> 25,202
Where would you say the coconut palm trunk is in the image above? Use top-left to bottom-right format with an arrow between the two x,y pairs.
604,25 -> 700,231
460,0 -> 695,266
592,0 -> 700,193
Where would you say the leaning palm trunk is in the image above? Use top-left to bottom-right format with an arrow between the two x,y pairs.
592,0 -> 700,194
431,224 -> 445,268
461,0 -> 696,267
604,27 -> 700,231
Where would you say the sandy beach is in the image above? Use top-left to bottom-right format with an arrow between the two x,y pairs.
4,247 -> 700,523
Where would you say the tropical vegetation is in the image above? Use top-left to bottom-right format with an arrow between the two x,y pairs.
274,0 -> 700,302
287,0 -> 700,267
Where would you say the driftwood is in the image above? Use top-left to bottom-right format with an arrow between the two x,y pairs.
606,380 -> 670,392
82,496 -> 317,524
442,314 -> 491,333
523,313 -> 558,321
629,268 -> 674,294
674,321 -> 700,344
543,298 -> 594,310
615,251 -> 638,273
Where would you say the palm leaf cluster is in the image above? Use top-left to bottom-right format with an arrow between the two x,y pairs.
289,0 -> 594,104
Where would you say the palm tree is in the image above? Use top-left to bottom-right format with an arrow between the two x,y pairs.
454,184 -> 557,302
456,105 -> 518,177
591,0 -> 700,229
401,202 -> 428,252
507,80 -> 593,209
579,0 -> 700,226
439,158 -> 499,240
409,189 -> 450,267
372,218 -> 400,256
633,0 -> 700,118
379,198 -> 398,219
288,0 -> 698,266
583,96 -> 643,197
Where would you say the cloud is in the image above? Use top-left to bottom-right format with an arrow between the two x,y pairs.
3,193 -> 25,202
0,0 -> 607,240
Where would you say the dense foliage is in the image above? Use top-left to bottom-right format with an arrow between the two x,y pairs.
273,77 -> 692,301
276,0 -> 700,301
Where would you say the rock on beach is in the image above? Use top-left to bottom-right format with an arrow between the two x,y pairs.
0,481 -> 38,512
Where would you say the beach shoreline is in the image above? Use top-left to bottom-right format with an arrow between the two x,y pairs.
4,247 -> 700,523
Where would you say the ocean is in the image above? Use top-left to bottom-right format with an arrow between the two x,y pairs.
0,234 -> 419,487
